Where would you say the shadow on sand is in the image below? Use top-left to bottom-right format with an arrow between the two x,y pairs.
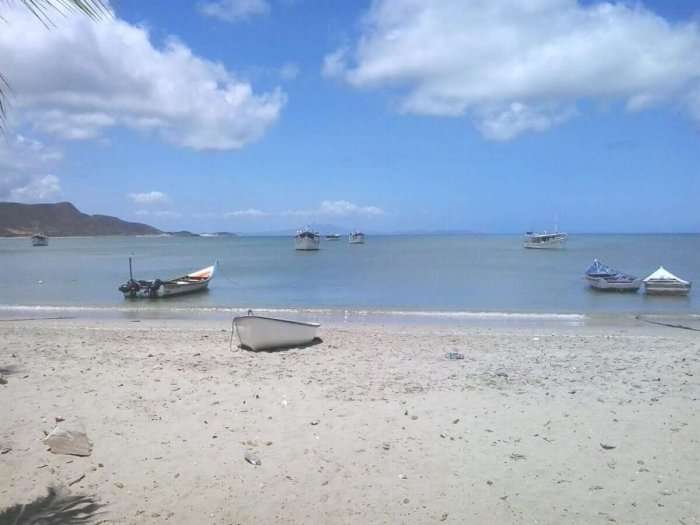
238,337 -> 324,353
0,486 -> 103,525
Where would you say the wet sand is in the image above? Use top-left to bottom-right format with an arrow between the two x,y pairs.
1,318 -> 699,524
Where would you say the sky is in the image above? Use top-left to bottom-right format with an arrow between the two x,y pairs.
1,0 -> 700,233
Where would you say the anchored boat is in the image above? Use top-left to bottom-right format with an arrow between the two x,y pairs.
118,258 -> 217,298
585,259 -> 641,291
523,231 -> 567,249
325,233 -> 341,240
295,228 -> 320,250
31,233 -> 49,247
233,311 -> 320,351
643,266 -> 691,296
349,231 -> 365,244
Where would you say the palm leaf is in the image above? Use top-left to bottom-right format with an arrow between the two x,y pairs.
0,0 -> 108,128
0,485 -> 104,524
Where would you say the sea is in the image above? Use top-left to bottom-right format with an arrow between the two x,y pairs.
0,234 -> 698,321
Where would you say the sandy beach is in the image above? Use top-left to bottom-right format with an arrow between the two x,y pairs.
1,317 -> 699,524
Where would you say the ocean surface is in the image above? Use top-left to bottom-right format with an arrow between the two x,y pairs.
0,234 -> 698,317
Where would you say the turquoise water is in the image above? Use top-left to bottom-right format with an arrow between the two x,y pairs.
0,234 -> 698,315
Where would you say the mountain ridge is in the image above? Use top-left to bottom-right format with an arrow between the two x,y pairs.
0,201 -> 161,236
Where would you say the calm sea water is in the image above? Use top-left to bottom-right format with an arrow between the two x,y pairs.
0,234 -> 698,315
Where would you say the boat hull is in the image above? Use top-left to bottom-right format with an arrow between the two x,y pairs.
234,315 -> 320,350
585,276 -> 642,291
31,237 -> 48,246
643,281 -> 692,296
120,264 -> 216,299
295,236 -> 320,250
349,234 -> 365,244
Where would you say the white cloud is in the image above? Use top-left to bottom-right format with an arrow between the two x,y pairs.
0,134 -> 63,202
127,191 -> 169,205
198,0 -> 270,22
9,175 -> 61,202
0,4 -> 285,150
223,201 -> 385,219
318,200 -> 384,217
224,208 -> 269,218
324,0 -> 700,140
134,209 -> 181,218
280,62 -> 300,81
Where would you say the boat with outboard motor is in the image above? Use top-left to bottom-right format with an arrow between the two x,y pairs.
584,259 -> 641,291
233,310 -> 320,351
118,258 -> 217,298
643,266 -> 691,296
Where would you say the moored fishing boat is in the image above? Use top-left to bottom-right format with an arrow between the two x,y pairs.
118,259 -> 217,298
585,259 -> 641,291
523,231 -> 567,249
325,233 -> 341,240
31,233 -> 49,246
295,228 -> 320,250
233,311 -> 320,350
643,266 -> 691,296
349,231 -> 365,244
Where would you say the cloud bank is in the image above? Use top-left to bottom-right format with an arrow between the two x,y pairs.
0,3 -> 285,150
226,200 -> 385,219
324,0 -> 700,140
0,135 -> 62,202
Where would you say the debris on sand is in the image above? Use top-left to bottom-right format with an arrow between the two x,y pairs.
43,426 -> 92,456
445,352 -> 464,360
245,453 -> 261,466
600,443 -> 616,450
310,420 -> 319,426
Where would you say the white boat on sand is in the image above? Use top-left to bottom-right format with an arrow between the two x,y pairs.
523,231 -> 567,249
585,259 -> 641,291
295,228 -> 320,250
233,311 -> 320,351
119,259 -> 217,298
643,266 -> 691,296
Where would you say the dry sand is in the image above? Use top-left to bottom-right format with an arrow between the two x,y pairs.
1,317 -> 699,524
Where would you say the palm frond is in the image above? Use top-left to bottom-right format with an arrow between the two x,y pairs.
0,0 -> 108,130
20,0 -> 109,27
0,485 -> 104,524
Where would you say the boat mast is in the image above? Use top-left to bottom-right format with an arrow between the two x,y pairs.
129,257 -> 134,281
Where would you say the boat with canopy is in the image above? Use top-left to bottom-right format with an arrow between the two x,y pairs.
584,259 -> 641,291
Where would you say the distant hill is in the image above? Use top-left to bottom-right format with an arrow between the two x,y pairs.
0,201 -> 161,236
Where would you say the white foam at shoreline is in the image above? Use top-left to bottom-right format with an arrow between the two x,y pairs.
0,303 -> 587,320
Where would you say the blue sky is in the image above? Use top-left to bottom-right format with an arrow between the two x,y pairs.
1,0 -> 700,233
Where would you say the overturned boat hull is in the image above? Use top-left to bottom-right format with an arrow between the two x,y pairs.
233,314 -> 320,351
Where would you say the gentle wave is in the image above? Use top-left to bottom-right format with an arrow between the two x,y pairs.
0,303 -> 586,320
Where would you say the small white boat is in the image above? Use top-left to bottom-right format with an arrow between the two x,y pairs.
295,228 -> 320,250
349,231 -> 365,244
119,259 -> 217,298
523,231 -> 567,249
585,259 -> 641,291
643,266 -> 692,296
31,233 -> 49,246
233,311 -> 320,351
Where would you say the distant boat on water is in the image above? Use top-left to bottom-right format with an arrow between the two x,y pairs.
349,231 -> 365,244
295,228 -> 320,250
31,233 -> 49,247
118,258 -> 217,298
325,233 -> 341,240
643,266 -> 691,296
523,231 -> 567,249
585,259 -> 641,291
